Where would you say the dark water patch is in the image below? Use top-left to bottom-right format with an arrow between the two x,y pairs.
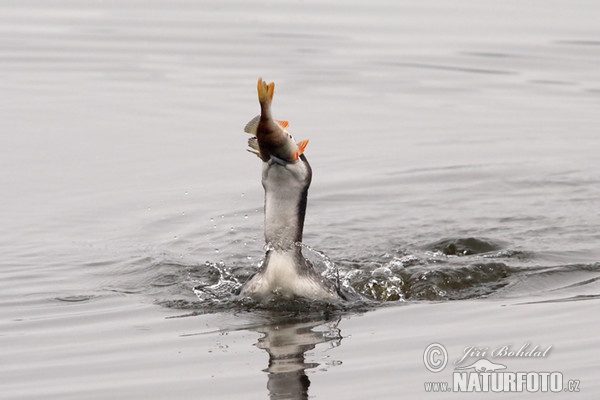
347,261 -> 514,301
424,237 -> 506,256
408,262 -> 513,300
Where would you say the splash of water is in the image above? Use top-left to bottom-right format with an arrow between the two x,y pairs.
161,237 -> 599,312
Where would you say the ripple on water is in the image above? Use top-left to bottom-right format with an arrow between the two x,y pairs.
111,236 -> 598,313
54,294 -> 99,303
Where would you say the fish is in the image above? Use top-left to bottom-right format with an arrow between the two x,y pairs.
244,78 -> 309,165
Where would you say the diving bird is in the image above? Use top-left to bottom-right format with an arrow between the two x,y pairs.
240,78 -> 342,301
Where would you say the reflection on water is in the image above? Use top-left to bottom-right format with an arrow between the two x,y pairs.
179,312 -> 345,399
255,317 -> 342,400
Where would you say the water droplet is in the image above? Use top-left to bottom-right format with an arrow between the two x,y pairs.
215,248 -> 220,253
244,214 -> 248,219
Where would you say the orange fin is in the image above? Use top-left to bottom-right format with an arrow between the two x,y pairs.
296,139 -> 309,155
267,82 -> 274,101
276,120 -> 289,129
257,78 -> 269,104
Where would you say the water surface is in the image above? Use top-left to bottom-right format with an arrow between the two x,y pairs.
1,0 -> 599,398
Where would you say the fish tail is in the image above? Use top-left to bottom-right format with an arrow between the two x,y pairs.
257,77 -> 275,106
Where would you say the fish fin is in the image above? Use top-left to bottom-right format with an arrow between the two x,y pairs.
267,82 -> 275,101
257,78 -> 266,103
276,120 -> 289,129
244,115 -> 260,135
247,137 -> 261,159
257,78 -> 273,104
247,136 -> 259,151
246,149 -> 261,158
256,78 -> 269,104
296,139 -> 309,155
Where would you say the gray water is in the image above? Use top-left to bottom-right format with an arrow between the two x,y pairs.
2,1 -> 600,399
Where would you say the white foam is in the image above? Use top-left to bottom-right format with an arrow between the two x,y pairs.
240,250 -> 339,301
